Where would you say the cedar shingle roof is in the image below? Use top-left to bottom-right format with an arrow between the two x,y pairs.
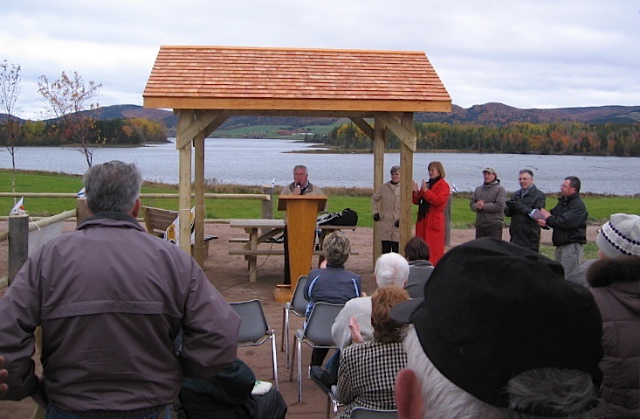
143,46 -> 451,113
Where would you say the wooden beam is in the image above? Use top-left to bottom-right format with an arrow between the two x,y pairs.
204,111 -> 230,134
349,117 -> 374,139
223,110 -> 380,118
176,110 -> 225,148
144,97 -> 452,114
372,118 -> 385,265
178,137 -> 192,255
193,132 -> 206,267
399,113 -> 415,254
374,112 -> 416,151
176,110 -> 195,150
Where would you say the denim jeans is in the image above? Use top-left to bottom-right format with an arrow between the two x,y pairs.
46,404 -> 171,419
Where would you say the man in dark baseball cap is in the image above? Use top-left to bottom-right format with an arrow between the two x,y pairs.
392,237 -> 603,419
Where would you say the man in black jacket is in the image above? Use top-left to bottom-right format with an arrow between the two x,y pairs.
538,176 -> 588,277
505,169 -> 546,252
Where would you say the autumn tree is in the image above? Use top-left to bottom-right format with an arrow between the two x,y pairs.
0,60 -> 21,197
37,71 -> 102,167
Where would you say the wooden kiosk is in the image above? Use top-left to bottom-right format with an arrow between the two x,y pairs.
143,46 -> 451,271
276,195 -> 327,302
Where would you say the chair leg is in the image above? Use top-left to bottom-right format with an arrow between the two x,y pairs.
281,307 -> 287,352
284,310 -> 290,368
296,337 -> 303,403
326,393 -> 331,419
270,332 -> 279,391
289,334 -> 297,382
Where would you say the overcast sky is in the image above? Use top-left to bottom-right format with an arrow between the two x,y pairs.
1,0 -> 639,120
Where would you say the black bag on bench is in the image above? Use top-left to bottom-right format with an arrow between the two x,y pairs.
317,208 -> 358,226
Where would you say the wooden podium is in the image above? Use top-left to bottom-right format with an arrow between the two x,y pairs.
275,195 -> 327,302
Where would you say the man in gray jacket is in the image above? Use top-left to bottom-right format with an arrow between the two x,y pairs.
470,167 -> 507,239
0,161 -> 240,418
504,169 -> 546,251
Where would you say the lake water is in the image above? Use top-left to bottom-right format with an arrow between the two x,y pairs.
1,138 -> 639,195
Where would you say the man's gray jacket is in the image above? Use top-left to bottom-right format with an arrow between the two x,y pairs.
0,214 -> 240,415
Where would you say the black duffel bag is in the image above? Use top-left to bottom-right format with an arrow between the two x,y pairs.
317,208 -> 358,226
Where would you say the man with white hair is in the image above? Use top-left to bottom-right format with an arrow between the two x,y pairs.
391,238 -> 603,419
310,252 -> 409,388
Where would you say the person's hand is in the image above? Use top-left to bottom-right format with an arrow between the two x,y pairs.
421,179 -> 428,191
373,213 -> 380,222
539,208 -> 551,218
0,356 -> 8,398
412,181 -> 419,193
506,200 -> 516,209
349,316 -> 364,344
475,199 -> 485,210
293,184 -> 302,195
537,218 -> 547,227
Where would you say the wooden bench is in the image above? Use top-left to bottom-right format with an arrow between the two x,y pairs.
229,249 -> 359,257
142,206 -> 215,258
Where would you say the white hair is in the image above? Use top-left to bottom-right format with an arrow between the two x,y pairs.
403,328 -> 597,419
374,252 -> 410,288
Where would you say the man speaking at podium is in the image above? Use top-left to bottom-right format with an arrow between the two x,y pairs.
280,165 -> 324,284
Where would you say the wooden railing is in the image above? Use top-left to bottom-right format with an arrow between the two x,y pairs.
1,187 -> 276,289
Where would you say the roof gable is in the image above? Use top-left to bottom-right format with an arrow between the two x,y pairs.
143,46 -> 451,113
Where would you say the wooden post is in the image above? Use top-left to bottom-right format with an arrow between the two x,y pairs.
193,132 -> 206,267
8,214 -> 29,286
372,118 -> 385,265
399,113 -> 415,255
261,185 -> 275,237
76,198 -> 89,226
177,111 -> 193,256
261,185 -> 274,220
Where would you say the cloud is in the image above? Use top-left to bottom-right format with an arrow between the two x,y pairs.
1,0 -> 638,119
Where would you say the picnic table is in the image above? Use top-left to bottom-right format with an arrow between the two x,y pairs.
228,219 -> 357,282
228,219 -> 286,282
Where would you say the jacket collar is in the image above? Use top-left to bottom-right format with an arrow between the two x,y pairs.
78,212 -> 144,232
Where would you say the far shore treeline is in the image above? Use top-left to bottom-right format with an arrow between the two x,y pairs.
323,121 -> 640,157
1,118 -> 166,146
2,108 -> 640,156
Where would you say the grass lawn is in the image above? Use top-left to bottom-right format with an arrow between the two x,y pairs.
2,166 -> 635,258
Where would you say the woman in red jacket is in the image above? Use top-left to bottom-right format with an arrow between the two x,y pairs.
412,161 -> 451,265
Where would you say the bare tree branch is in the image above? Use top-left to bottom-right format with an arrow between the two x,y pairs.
38,71 -> 102,167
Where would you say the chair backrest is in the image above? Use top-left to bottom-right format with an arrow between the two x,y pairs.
304,302 -> 344,346
291,275 -> 309,314
229,299 -> 269,343
350,407 -> 398,419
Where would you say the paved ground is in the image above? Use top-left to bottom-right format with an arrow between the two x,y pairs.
0,222 -> 599,418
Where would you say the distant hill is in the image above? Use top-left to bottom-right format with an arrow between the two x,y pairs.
415,103 -> 640,125
96,103 -> 640,129
4,103 -> 639,133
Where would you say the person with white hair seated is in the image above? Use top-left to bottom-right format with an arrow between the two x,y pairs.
310,252 -> 410,389
391,237 -> 603,419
